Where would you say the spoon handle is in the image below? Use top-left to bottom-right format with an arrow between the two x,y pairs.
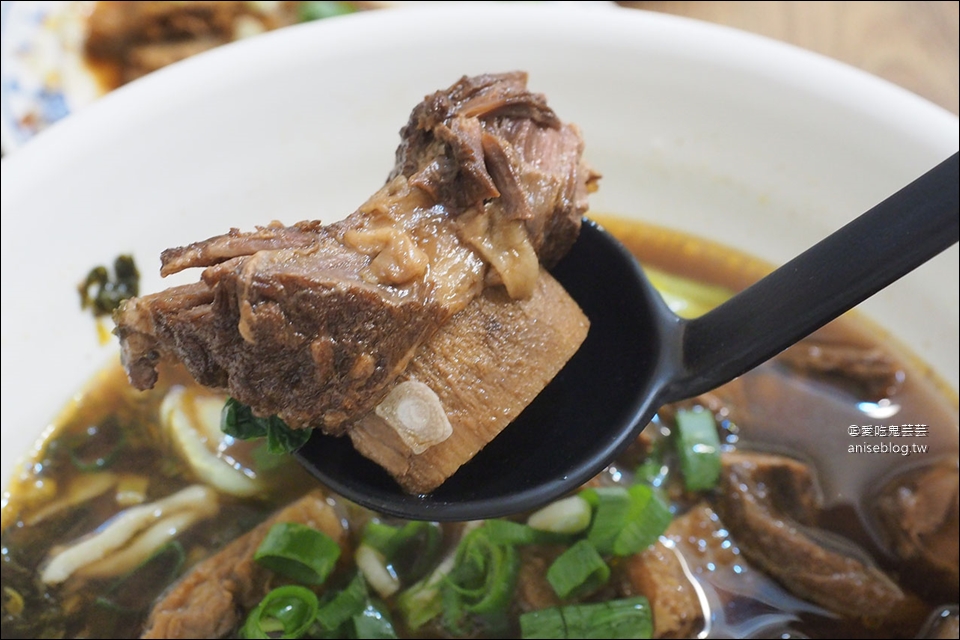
663,152 -> 959,403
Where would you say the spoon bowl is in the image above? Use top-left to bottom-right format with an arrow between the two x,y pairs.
295,152 -> 959,521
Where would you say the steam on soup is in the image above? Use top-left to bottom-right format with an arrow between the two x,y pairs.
1,216 -> 957,639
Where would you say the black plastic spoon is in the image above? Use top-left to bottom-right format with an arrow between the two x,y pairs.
296,152 -> 959,521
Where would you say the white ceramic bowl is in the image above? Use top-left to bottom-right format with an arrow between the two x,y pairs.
1,5 -> 957,490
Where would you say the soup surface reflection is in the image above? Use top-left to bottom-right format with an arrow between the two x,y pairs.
1,215 -> 957,639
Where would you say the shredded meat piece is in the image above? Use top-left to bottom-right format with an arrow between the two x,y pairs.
514,545 -> 564,613
875,458 -> 960,600
921,608 -> 960,639
141,490 -> 345,639
85,2 -> 302,85
115,73 -> 596,437
623,511 -> 708,639
714,451 -> 927,624
776,340 -> 904,400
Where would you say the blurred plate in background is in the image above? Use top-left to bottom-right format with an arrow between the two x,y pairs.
0,0 -> 610,152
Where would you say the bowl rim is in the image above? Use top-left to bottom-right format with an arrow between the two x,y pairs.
3,4 -> 958,173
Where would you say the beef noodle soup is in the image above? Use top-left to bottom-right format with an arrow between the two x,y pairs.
1,215 -> 957,639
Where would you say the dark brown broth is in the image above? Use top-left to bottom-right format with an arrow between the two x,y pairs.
1,214 -> 957,639
598,214 -> 959,637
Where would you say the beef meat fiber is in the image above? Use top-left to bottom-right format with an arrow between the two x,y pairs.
141,490 -> 346,639
715,451 -> 923,624
875,459 -> 959,599
116,72 -> 596,435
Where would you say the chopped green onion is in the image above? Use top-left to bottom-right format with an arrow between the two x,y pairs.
221,398 -> 311,454
254,522 -> 340,585
356,544 -> 400,598
481,519 -> 573,547
447,527 -> 520,615
385,522 -> 443,584
315,573 -> 368,631
482,519 -> 540,545
634,437 -> 669,489
398,577 -> 445,631
440,526 -> 520,633
527,495 -> 592,534
362,521 -> 401,555
397,551 -> 455,631
240,585 -> 319,639
582,487 -> 629,554
546,540 -> 610,599
674,407 -> 722,491
4,585 -> 24,617
352,600 -> 399,639
249,442 -> 286,471
66,420 -> 125,472
297,1 -> 356,22
582,486 -> 671,556
442,581 -> 477,637
360,521 -> 442,585
519,596 -> 653,639
610,485 -> 672,556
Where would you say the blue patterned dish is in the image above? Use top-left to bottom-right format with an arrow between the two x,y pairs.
0,1 -> 103,152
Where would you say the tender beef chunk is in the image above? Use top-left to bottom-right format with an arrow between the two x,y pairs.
122,38 -> 223,82
157,222 -> 322,276
86,2 -> 240,58
141,490 -> 345,639
715,451 -> 922,623
919,607 -> 960,639
85,2 -> 300,85
875,459 -> 959,599
623,508 -> 711,639
115,73 -> 595,434
117,217 -> 451,433
695,335 -> 905,433
776,340 -> 904,400
390,72 -> 590,268
514,545 -> 564,613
